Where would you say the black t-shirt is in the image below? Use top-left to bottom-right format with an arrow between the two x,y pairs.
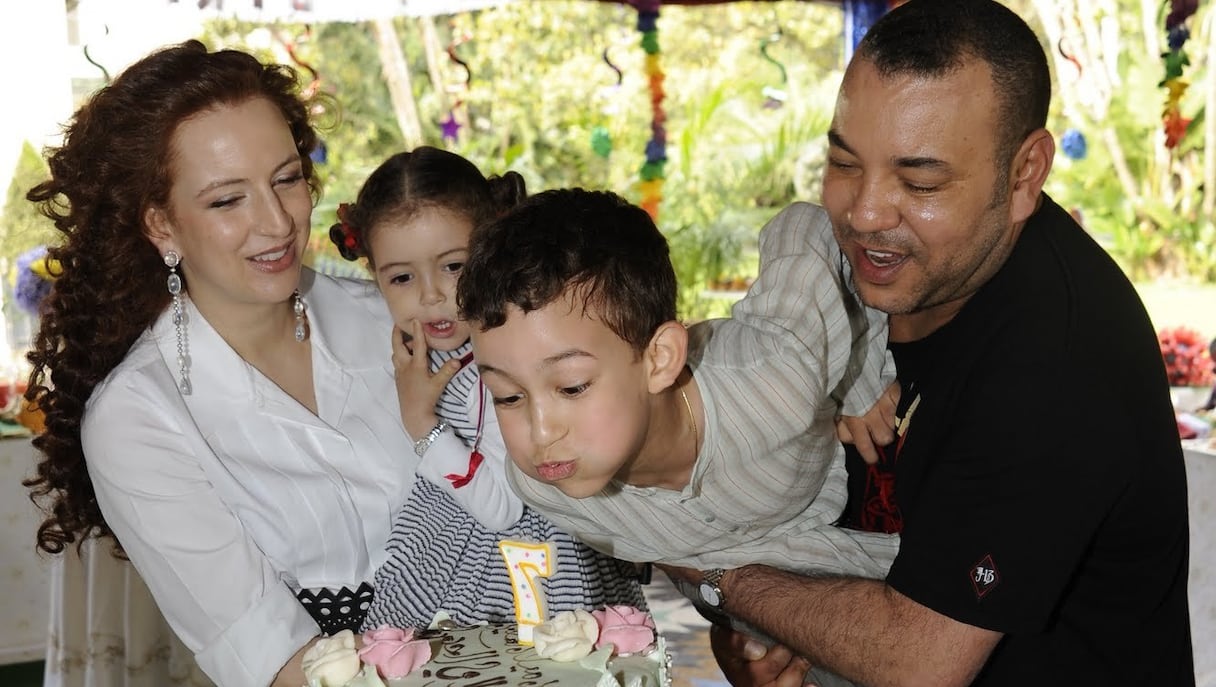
841,195 -> 1194,685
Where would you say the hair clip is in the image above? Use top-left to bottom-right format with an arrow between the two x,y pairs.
329,202 -> 362,261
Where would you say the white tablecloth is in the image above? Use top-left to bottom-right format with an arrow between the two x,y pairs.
0,436 -> 210,685
0,437 -> 51,664
42,539 -> 212,687
1185,440 -> 1216,687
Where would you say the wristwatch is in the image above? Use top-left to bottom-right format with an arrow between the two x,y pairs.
697,568 -> 727,610
413,419 -> 449,457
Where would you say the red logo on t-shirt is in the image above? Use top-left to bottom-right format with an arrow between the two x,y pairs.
971,554 -> 1000,599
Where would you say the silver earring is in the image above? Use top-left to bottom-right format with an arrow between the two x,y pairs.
164,251 -> 191,395
293,290 -> 306,342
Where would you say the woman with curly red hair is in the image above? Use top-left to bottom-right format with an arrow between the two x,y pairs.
24,40 -> 413,686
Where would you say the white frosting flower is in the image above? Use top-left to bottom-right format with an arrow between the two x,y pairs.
532,609 -> 599,662
302,629 -> 362,687
342,665 -> 387,687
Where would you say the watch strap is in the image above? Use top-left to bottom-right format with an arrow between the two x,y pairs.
699,568 -> 727,609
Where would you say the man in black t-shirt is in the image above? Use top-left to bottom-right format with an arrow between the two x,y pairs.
682,1 -> 1196,685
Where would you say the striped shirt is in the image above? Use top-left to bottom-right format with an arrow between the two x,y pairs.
506,202 -> 900,578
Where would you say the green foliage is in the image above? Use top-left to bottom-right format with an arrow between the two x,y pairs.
1040,0 -> 1216,283
450,2 -> 844,318
1,142 -> 58,260
202,2 -> 846,319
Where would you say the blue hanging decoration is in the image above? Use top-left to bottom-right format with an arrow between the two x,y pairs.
309,139 -> 328,164
1060,128 -> 1087,160
842,0 -> 890,62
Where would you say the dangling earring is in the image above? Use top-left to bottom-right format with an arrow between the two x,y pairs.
293,290 -> 307,342
164,251 -> 191,395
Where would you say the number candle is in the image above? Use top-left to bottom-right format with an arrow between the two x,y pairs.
498,540 -> 554,645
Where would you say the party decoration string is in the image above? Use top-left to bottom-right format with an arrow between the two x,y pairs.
442,28 -> 473,144
83,25 -> 111,84
590,47 -> 623,159
635,0 -> 666,220
760,29 -> 788,109
1161,0 -> 1198,149
276,26 -> 322,98
1056,37 -> 1083,78
603,47 -> 624,86
275,27 -> 328,163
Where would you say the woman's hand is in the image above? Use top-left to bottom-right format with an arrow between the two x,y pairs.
270,636 -> 320,687
392,320 -> 460,438
710,624 -> 813,687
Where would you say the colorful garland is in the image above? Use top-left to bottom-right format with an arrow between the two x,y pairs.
1161,0 -> 1199,149
634,0 -> 666,220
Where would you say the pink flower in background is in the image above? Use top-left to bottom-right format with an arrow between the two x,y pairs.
592,605 -> 656,655
359,625 -> 432,679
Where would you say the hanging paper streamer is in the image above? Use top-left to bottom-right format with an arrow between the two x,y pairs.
276,27 -> 329,163
442,29 -> 473,144
82,24 -> 112,84
590,47 -> 624,158
603,46 -> 624,87
1056,38 -> 1083,79
635,0 -> 666,220
1160,0 -> 1198,149
760,30 -> 788,109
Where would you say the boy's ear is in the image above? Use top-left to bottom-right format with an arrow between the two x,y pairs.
144,205 -> 177,256
644,321 -> 687,394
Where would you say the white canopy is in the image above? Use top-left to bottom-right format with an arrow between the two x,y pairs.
184,0 -> 513,22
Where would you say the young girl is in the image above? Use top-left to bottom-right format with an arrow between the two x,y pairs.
329,146 -> 645,630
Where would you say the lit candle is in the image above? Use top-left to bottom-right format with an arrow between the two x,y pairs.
498,540 -> 554,645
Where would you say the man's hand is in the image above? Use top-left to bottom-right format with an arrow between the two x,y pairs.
836,381 -> 901,464
710,625 -> 812,687
392,320 -> 460,438
655,563 -> 815,686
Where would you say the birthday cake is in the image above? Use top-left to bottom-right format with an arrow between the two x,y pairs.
301,607 -> 671,687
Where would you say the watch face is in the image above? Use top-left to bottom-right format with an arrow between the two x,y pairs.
698,582 -> 721,608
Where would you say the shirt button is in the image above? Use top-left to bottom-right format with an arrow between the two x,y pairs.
704,515 -> 716,523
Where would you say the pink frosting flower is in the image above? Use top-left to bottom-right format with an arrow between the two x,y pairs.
592,605 -> 656,655
359,625 -> 432,679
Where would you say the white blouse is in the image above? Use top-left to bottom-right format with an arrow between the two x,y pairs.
82,269 -> 415,687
